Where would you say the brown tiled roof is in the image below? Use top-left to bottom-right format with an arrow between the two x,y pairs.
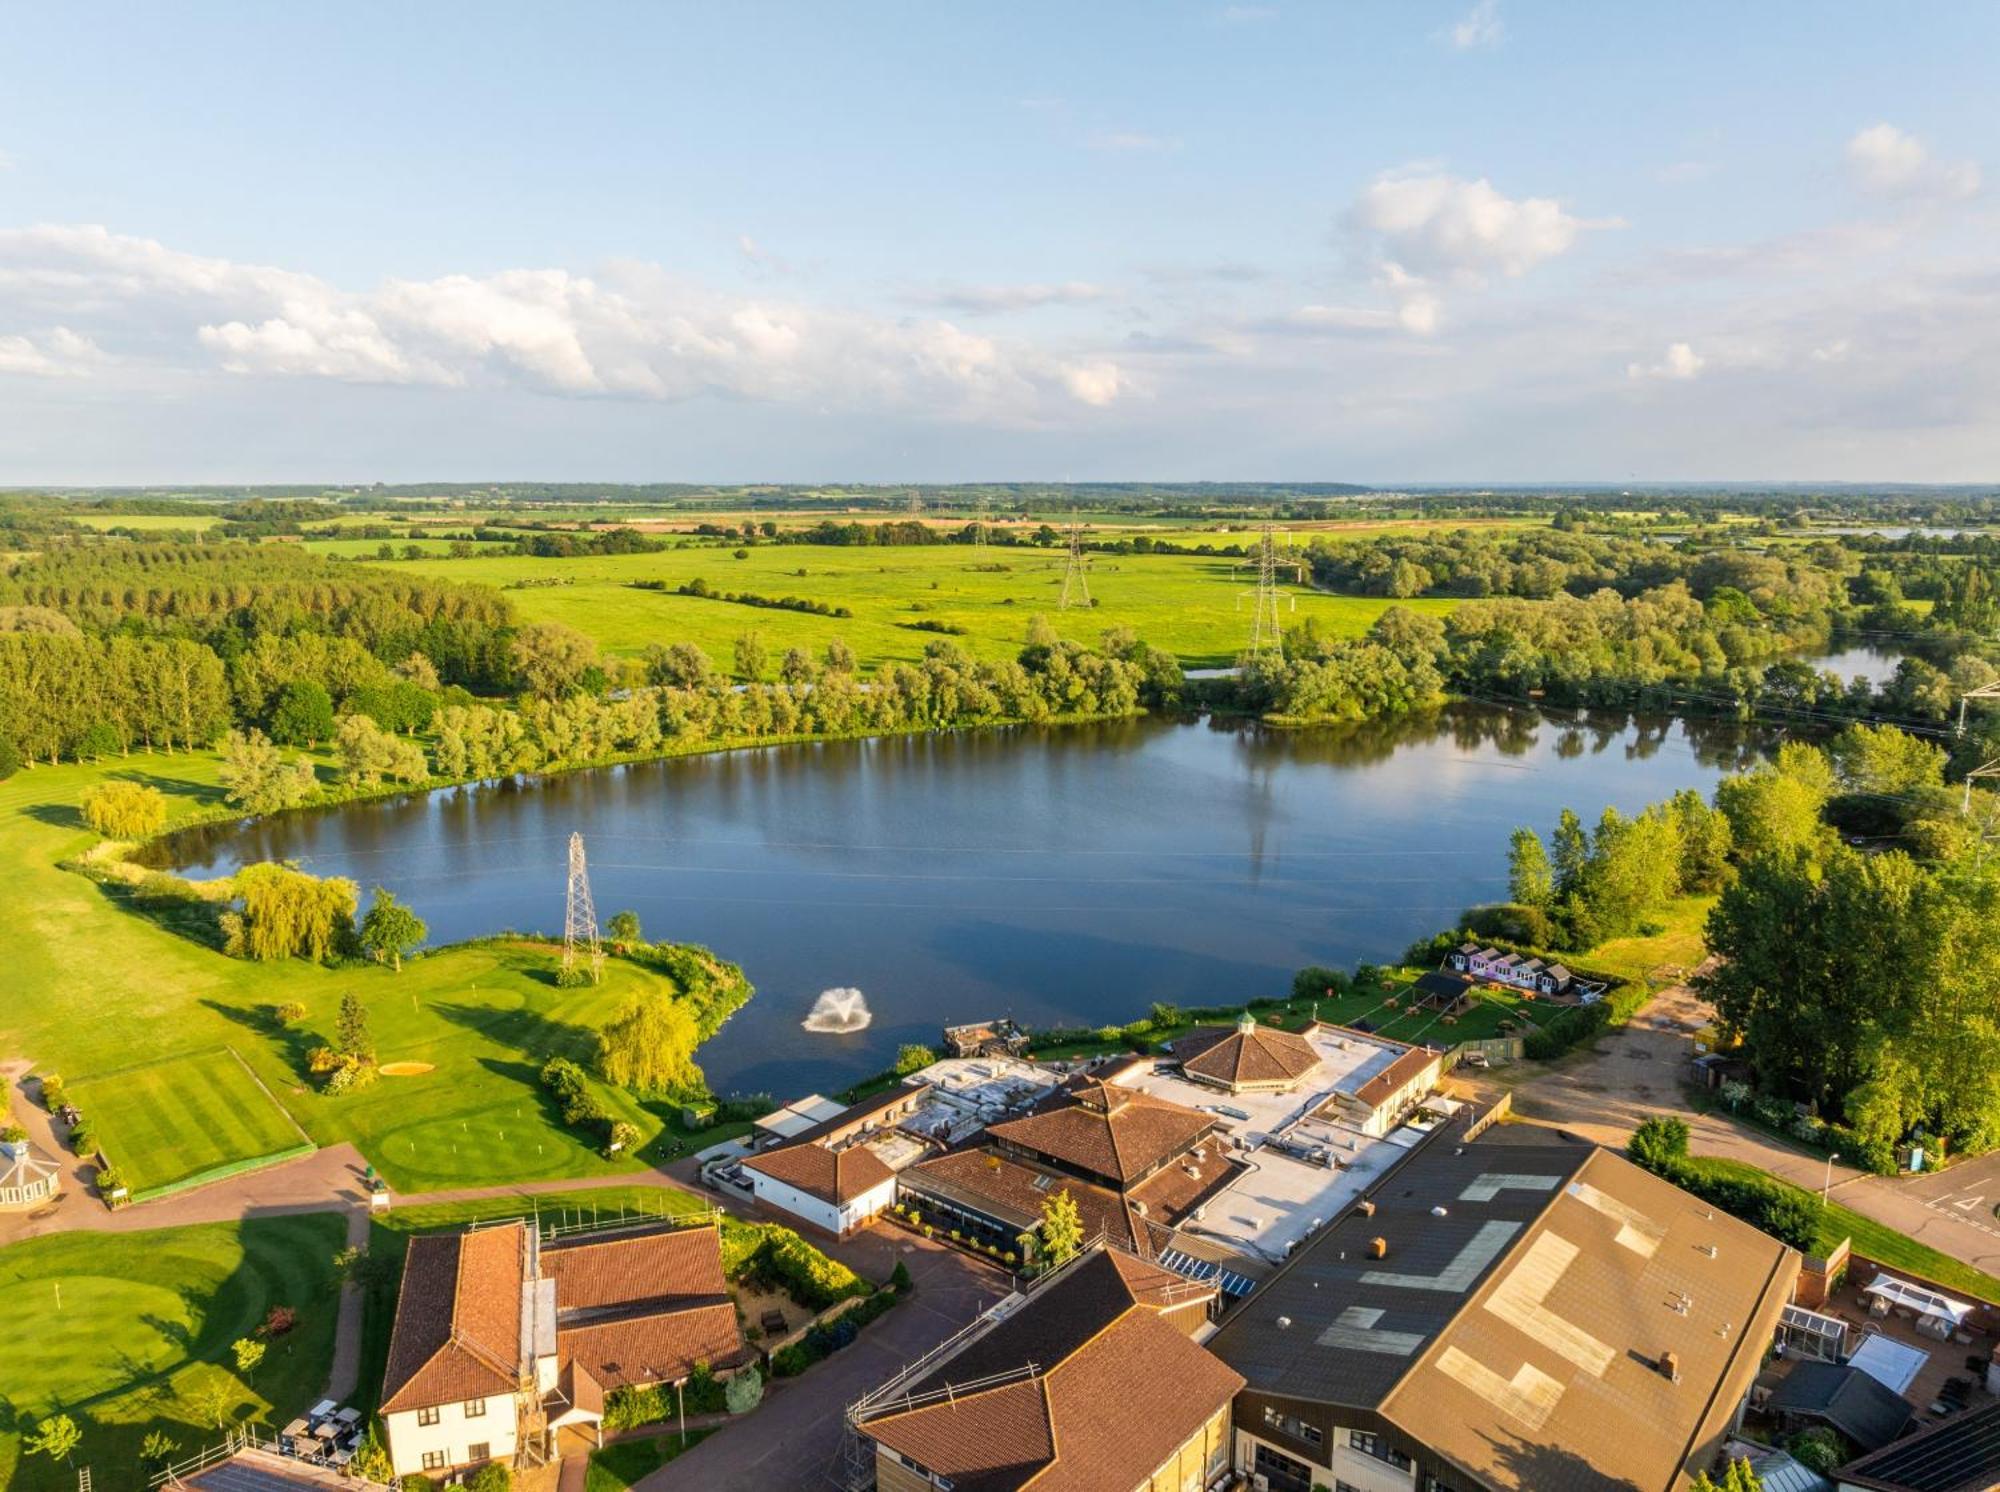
560,1358 -> 605,1418
1173,1022 -> 1321,1088
558,1300 -> 746,1391
542,1223 -> 728,1310
1351,1042 -> 1441,1110
380,1225 -> 525,1413
905,1149 -> 1143,1249
742,1138 -> 896,1205
861,1249 -> 1240,1492
989,1080 -> 1213,1187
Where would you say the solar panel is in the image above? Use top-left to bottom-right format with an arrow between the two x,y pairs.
1157,1248 -> 1255,1298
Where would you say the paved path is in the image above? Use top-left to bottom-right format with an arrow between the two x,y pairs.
634,1236 -> 1013,1492
1492,978 -> 2000,1280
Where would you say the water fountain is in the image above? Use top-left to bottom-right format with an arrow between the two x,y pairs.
801,987 -> 873,1034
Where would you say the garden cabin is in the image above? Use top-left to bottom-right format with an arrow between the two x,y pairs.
0,1134 -> 60,1210
1450,942 -> 1575,996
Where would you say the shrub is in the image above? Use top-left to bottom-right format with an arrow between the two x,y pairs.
725,1365 -> 764,1414
890,1260 -> 912,1293
771,1342 -> 811,1377
68,1117 -> 95,1153
262,1305 -> 297,1337
605,1120 -> 640,1156
465,1462 -> 511,1492
1291,966 -> 1348,1002
94,1164 -> 123,1195
759,1226 -> 867,1308
1628,1116 -> 1690,1171
1789,1428 -> 1844,1475
1524,1002 -> 1611,1060
895,1043 -> 937,1076
275,1000 -> 309,1025
37,1073 -> 63,1109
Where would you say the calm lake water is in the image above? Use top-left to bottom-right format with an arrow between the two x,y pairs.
159,704 -> 1778,1098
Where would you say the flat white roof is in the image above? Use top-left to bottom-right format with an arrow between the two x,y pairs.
1848,1333 -> 1928,1396
753,1093 -> 848,1137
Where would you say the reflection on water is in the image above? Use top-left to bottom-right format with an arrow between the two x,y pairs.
156,704 -> 1776,1096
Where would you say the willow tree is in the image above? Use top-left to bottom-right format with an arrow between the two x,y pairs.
598,995 -> 703,1097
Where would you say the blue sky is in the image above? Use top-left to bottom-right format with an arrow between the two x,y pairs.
2,2 -> 1997,483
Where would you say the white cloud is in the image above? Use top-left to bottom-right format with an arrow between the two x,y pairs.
0,325 -> 104,378
1626,341 -> 1704,381
1444,0 -> 1503,50
1347,169 -> 1610,281
0,224 -> 1124,417
1846,123 -> 1979,200
911,281 -> 1111,314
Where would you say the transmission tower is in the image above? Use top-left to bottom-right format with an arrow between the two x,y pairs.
1240,521 -> 1287,655
906,487 -> 924,517
563,831 -> 604,984
1058,516 -> 1090,609
973,495 -> 989,548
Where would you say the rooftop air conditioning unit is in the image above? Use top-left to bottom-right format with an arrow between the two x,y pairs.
1253,1475 -> 1271,1492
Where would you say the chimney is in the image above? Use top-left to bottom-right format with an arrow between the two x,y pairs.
1369,1236 -> 1389,1259
1659,1349 -> 1680,1382
1357,1199 -> 1377,1217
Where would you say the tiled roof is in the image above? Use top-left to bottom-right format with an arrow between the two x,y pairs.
558,1300 -> 746,1391
989,1080 -> 1213,1187
543,1223 -> 728,1310
742,1138 -> 896,1205
1351,1043 -> 1441,1110
1173,1022 -> 1321,1089
380,1225 -> 525,1413
860,1249 -> 1239,1492
904,1148 -> 1143,1249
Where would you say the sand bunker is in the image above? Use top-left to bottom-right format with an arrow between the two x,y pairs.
379,1061 -> 436,1077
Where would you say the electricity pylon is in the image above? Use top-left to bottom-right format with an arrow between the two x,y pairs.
906,488 -> 924,516
973,495 -> 989,548
563,831 -> 604,984
1241,521 -> 1287,655
1058,516 -> 1090,609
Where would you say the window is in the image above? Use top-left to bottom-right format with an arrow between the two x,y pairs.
467,1443 -> 490,1463
1348,1430 -> 1411,1471
1425,1479 -> 1465,1492
421,1451 -> 446,1471
1262,1405 -> 1322,1447
463,1397 -> 487,1419
416,1406 -> 441,1427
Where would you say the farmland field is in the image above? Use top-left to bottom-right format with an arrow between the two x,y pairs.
67,1047 -> 306,1197
382,543 -> 1461,670
0,1213 -> 345,1490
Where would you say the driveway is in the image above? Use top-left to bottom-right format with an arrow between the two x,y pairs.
635,1235 -> 1013,1492
1491,981 -> 2000,1280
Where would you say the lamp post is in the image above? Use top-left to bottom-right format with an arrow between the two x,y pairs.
1822,1152 -> 1841,1206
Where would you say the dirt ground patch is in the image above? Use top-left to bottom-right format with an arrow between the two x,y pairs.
379,1061 -> 435,1076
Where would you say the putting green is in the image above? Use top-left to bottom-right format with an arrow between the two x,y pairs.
69,1047 -> 306,1196
0,1275 -> 189,1407
372,1110 -> 606,1183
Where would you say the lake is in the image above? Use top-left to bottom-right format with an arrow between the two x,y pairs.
158,703 -> 1777,1098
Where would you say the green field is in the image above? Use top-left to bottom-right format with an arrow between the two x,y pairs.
0,754 -> 709,1196
587,1427 -> 714,1489
69,1048 -> 307,1198
69,513 -> 222,532
382,543 -> 1460,670
0,1213 -> 345,1490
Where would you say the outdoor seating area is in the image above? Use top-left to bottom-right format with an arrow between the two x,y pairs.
275,1401 -> 365,1472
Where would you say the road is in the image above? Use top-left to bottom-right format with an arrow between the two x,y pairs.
1489,979 -> 2000,1280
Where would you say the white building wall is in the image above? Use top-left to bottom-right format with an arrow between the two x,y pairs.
384,1398 -> 519,1478
748,1170 -> 846,1235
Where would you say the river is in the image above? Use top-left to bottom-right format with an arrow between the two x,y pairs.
157,702 -> 1786,1097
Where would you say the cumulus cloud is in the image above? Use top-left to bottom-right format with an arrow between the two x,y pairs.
1626,342 -> 1704,381
1846,123 -> 1980,200
0,326 -> 104,378
1444,0 -> 1503,49
911,281 -> 1111,314
1348,169 -> 1608,280
0,225 -> 1125,419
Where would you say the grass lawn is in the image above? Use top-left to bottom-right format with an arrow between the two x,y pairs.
586,1427 -> 714,1490
1565,895 -> 1715,991
69,1047 -> 307,1198
381,543 -> 1460,671
1681,1156 -> 2000,1304
0,755 -> 711,1198
0,1213 -> 346,1490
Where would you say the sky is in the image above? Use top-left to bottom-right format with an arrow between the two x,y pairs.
2,2 -> 1998,485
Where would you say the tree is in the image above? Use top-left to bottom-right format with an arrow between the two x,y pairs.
1690,1458 -> 1763,1492
1788,1428 -> 1842,1476
733,632 -> 768,682
26,1414 -> 80,1464
1627,1116 -> 1690,1173
217,729 -> 320,814
268,679 -> 335,747
510,619 -> 599,699
336,990 -> 375,1061
140,1430 -> 180,1469
359,887 -> 427,971
229,863 -> 358,962
1550,809 -> 1588,898
1828,721 -> 1945,798
335,714 -> 427,787
822,637 -> 857,674
1039,1187 -> 1084,1265
1507,827 -> 1553,909
607,909 -> 642,946
598,995 -> 704,1096
466,1463 -> 512,1492
725,1365 -> 764,1414
895,1043 -> 937,1076
80,780 -> 167,839
232,1336 -> 267,1374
